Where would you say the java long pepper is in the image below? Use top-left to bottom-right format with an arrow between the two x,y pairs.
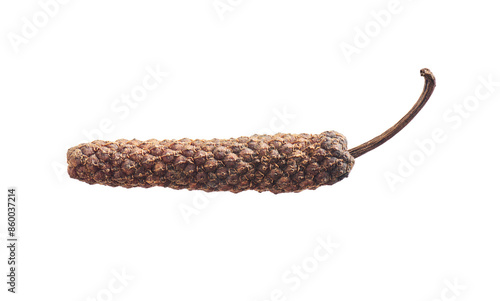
67,68 -> 436,194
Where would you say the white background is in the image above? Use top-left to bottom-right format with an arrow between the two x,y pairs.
1,1 -> 499,300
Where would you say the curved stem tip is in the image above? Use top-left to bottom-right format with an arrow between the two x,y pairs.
348,68 -> 436,158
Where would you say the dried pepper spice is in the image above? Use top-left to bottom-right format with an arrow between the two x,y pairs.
67,68 -> 436,193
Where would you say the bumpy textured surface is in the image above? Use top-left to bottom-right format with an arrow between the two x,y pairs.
67,131 -> 355,194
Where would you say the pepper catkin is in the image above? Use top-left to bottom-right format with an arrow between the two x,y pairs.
67,68 -> 436,193
68,131 -> 354,194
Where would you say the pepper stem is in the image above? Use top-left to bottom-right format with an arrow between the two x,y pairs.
348,68 -> 436,158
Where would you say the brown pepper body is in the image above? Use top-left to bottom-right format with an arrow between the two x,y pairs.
67,131 -> 355,194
